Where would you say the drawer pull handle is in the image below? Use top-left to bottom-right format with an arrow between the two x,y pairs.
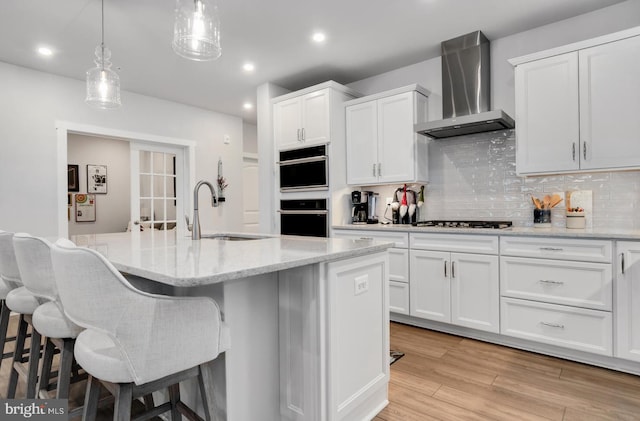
444,261 -> 447,278
540,321 -> 565,329
359,237 -> 374,241
540,247 -> 564,251
539,280 -> 564,286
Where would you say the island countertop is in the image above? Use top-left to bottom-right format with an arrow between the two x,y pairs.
71,231 -> 392,287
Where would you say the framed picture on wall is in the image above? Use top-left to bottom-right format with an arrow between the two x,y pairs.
87,164 -> 107,194
75,194 -> 96,222
67,164 -> 79,192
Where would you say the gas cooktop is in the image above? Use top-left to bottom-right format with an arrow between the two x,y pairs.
411,220 -> 513,229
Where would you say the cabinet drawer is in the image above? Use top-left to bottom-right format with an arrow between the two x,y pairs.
501,298 -> 612,356
500,257 -> 612,311
389,280 -> 409,315
333,229 -> 409,248
500,237 -> 612,262
410,233 -> 498,255
389,248 -> 409,283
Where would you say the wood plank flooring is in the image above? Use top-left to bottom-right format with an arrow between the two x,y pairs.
375,322 -> 640,421
4,316 -> 640,420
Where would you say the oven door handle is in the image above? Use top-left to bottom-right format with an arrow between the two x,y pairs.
276,156 -> 328,166
278,210 -> 329,215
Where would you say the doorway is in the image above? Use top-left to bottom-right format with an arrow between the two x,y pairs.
56,121 -> 195,238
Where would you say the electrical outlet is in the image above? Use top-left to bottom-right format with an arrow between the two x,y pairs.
354,275 -> 369,296
224,134 -> 230,144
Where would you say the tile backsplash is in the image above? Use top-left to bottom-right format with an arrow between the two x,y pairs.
365,130 -> 640,229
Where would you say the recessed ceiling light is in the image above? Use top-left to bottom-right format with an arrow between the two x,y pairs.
312,32 -> 326,43
243,62 -> 255,72
243,102 -> 253,110
37,46 -> 53,56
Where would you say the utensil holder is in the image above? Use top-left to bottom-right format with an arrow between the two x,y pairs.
533,209 -> 551,228
566,211 -> 586,229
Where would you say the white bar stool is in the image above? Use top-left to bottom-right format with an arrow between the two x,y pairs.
0,231 -> 44,399
51,239 -> 229,420
13,233 -> 84,402
0,230 -> 21,374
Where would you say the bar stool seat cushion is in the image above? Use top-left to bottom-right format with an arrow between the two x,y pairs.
32,301 -> 83,339
6,287 -> 41,314
74,329 -> 132,384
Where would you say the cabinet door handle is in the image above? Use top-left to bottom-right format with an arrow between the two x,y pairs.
377,163 -> 381,176
297,128 -> 301,141
540,321 -> 565,329
622,252 -> 626,274
372,163 -> 376,176
451,261 -> 455,278
539,280 -> 564,286
572,142 -> 576,161
444,261 -> 447,278
301,127 -> 305,141
540,247 -> 563,252
583,142 -> 587,160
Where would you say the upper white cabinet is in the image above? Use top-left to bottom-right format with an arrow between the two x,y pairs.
615,241 -> 640,363
345,85 -> 429,185
273,82 -> 359,151
514,52 -> 580,174
511,29 -> 640,175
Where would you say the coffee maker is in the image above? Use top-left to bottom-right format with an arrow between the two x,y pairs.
351,191 -> 368,224
351,191 -> 379,224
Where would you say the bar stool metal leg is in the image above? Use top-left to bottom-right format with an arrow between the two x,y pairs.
25,317 -> 41,398
0,300 -> 11,372
7,314 -> 28,398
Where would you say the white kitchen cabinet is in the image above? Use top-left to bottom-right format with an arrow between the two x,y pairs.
514,52 -> 580,174
409,234 -> 500,333
274,89 -> 330,150
511,31 -> 640,175
500,236 -> 613,355
332,229 -> 409,315
615,241 -> 640,363
345,85 -> 429,185
578,35 -> 640,170
273,82 -> 359,152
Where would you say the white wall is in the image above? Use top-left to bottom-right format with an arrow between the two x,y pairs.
67,134 -> 130,235
0,61 -> 244,237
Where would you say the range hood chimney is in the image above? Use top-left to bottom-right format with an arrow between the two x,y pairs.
415,31 -> 514,139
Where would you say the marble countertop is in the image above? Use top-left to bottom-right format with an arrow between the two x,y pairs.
332,224 -> 640,240
71,231 -> 392,287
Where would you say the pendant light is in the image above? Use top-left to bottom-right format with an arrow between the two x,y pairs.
173,0 -> 222,61
85,0 -> 121,109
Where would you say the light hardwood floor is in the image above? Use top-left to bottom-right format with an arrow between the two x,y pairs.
375,322 -> 640,421
4,316 -> 640,420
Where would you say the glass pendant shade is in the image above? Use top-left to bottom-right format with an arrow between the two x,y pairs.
86,45 -> 121,109
173,0 -> 221,61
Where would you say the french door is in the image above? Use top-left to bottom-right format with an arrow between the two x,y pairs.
130,142 -> 186,233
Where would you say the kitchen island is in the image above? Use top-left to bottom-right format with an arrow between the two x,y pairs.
72,231 -> 392,421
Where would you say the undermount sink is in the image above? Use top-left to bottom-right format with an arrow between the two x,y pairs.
200,233 -> 269,241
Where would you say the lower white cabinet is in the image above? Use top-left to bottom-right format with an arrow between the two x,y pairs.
500,236 -> 613,356
332,229 -> 409,315
501,297 -> 612,356
616,241 -> 640,363
409,249 -> 500,333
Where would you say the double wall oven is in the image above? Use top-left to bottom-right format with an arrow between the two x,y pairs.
277,145 -> 330,237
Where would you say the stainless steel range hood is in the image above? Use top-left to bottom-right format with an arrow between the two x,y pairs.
415,31 -> 514,139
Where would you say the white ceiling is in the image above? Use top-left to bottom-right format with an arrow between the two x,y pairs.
0,0 -> 626,124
